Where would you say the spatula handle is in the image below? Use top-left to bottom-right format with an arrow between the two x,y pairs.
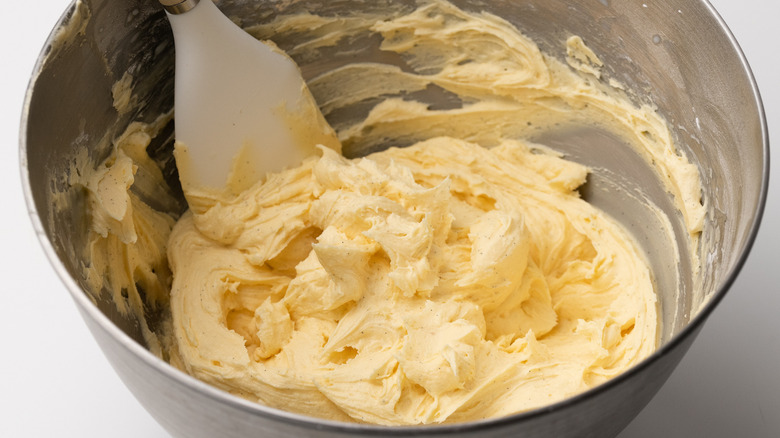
160,0 -> 200,14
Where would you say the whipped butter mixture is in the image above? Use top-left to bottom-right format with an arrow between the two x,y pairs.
170,139 -> 656,424
76,0 -> 705,426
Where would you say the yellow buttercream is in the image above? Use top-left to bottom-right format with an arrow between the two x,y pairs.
168,138 -> 656,424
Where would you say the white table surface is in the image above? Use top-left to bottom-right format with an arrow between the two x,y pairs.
2,1 -> 777,436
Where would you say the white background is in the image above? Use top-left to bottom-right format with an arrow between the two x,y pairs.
1,0 -> 777,436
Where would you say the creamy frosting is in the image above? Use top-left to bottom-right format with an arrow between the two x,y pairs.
64,118 -> 179,356
169,136 -> 657,424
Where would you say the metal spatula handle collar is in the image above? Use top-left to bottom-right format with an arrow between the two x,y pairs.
160,0 -> 199,14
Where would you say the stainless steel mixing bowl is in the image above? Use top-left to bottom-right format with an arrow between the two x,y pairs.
20,0 -> 768,437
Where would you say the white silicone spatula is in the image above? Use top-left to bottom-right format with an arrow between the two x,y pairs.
159,0 -> 339,195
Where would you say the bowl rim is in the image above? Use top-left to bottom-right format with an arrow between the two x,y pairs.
19,0 -> 770,434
